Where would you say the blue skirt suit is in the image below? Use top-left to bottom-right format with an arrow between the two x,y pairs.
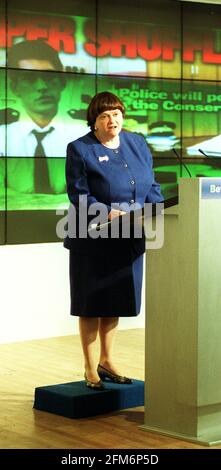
64,130 -> 163,317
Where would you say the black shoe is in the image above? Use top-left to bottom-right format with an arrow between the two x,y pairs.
84,372 -> 104,390
97,364 -> 133,384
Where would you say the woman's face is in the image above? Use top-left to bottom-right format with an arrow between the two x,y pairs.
95,108 -> 123,139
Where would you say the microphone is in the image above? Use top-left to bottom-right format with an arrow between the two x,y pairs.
198,148 -> 208,157
172,148 -> 192,178
198,147 -> 221,170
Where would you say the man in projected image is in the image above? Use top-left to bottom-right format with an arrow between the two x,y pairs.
0,39 -> 88,194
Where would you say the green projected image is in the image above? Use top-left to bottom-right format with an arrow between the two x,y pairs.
0,157 -> 5,205
0,6 -> 96,73
2,73 -> 221,212
98,76 -> 182,155
154,161 -> 221,201
1,0 -> 221,244
6,158 -> 68,210
1,70 -> 94,158
97,0 -> 181,79
0,72 -> 95,211
99,77 -> 221,161
182,81 -> 221,158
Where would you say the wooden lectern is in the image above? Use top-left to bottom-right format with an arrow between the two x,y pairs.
142,177 -> 221,446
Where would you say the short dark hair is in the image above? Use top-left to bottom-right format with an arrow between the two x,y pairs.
87,91 -> 125,131
7,39 -> 63,71
8,40 -> 66,92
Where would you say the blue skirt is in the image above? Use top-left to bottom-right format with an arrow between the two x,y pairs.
69,239 -> 144,317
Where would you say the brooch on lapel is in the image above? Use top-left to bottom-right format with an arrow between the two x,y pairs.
98,155 -> 109,162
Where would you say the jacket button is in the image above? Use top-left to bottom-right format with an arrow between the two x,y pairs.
130,199 -> 135,204
124,163 -> 128,168
130,180 -> 135,185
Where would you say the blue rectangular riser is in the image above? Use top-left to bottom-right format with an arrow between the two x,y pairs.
34,379 -> 144,419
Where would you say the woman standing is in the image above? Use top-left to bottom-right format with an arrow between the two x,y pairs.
64,91 -> 163,389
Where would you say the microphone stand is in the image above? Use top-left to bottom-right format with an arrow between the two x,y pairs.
198,148 -> 208,158
172,148 -> 192,178
88,196 -> 178,234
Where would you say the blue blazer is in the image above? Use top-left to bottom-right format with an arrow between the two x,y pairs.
64,130 -> 163,253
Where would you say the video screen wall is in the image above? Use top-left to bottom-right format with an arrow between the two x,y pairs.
1,0 -> 221,243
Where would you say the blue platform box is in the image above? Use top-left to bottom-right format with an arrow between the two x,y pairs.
34,379 -> 144,419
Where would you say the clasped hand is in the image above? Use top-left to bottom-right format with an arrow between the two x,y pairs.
108,209 -> 127,221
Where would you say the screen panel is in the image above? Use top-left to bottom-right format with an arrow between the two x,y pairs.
152,156 -> 221,200
2,0 -> 221,245
182,1 -> 221,81
0,66 -> 6,244
153,157 -> 180,200
183,80 -> 221,162
97,75 -> 182,157
3,0 -> 97,244
6,158 -> 68,210
97,0 -> 181,79
0,156 -> 6,245
5,71 -> 95,205
97,74 -> 182,201
0,1 -> 6,67
4,70 -> 91,159
5,71 -> 95,243
6,209 -> 68,244
6,0 -> 96,74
